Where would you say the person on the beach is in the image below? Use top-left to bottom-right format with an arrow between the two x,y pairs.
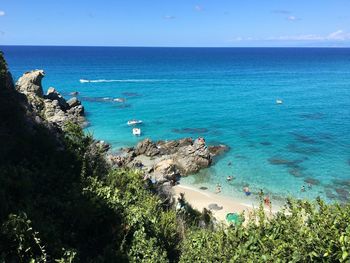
215,184 -> 222,194
301,185 -> 306,192
243,186 -> 251,196
264,195 -> 271,208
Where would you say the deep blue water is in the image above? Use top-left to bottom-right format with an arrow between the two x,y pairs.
2,46 -> 350,203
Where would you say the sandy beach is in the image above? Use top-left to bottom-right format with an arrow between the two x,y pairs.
172,184 -> 279,223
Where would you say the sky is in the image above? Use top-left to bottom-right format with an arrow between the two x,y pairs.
0,0 -> 350,47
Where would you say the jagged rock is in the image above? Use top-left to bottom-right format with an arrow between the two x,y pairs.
67,97 -> 81,108
45,87 -> 69,110
153,159 -> 179,183
16,70 -> 45,97
95,140 -> 110,152
15,70 -> 86,128
135,139 -> 160,157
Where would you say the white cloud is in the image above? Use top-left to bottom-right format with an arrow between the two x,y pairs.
163,15 -> 176,20
327,29 -> 349,40
0,10 -> 5,16
287,15 -> 298,21
231,30 -> 350,42
194,5 -> 203,12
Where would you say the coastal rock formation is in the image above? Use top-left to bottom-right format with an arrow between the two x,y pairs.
135,138 -> 160,156
111,137 -> 228,184
15,70 -> 86,127
16,70 -> 45,97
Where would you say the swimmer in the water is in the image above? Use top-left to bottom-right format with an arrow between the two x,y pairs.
226,176 -> 234,182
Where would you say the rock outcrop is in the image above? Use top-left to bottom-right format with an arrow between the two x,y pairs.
16,70 -> 45,97
109,137 -> 228,184
15,70 -> 86,127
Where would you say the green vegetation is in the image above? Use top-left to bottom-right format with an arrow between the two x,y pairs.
1,51 -> 350,262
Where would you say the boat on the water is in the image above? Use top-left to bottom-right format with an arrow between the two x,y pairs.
276,99 -> 283,104
79,79 -> 90,83
132,128 -> 141,136
127,120 -> 143,125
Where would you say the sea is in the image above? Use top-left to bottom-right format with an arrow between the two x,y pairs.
2,46 -> 350,204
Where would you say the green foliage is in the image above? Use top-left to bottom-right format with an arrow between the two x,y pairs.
1,213 -> 47,262
85,169 -> 181,261
180,198 -> 350,262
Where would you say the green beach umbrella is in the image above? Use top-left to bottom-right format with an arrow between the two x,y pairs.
226,213 -> 243,225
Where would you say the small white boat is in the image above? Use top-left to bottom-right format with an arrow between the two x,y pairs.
79,79 -> 90,83
276,99 -> 283,104
127,120 -> 143,125
133,128 -> 141,136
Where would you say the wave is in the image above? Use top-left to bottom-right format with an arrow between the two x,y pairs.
79,78 -> 164,83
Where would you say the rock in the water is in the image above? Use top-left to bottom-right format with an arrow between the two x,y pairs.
117,137 -> 227,182
67,97 -> 81,108
171,138 -> 212,175
15,70 -> 86,128
135,139 -> 160,157
16,70 -> 45,97
45,87 -> 69,110
208,144 -> 230,156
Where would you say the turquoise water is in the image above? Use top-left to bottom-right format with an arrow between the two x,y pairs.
2,46 -> 350,203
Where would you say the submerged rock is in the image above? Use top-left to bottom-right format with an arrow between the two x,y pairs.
304,177 -> 320,186
208,144 -> 230,156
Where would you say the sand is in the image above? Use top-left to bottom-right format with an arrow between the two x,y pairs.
172,184 -> 279,223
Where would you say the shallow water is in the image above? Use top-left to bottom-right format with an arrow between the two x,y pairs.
2,46 -> 350,203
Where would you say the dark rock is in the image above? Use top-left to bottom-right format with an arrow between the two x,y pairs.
291,132 -> 318,144
304,177 -> 320,185
135,139 -> 160,157
288,168 -> 303,177
67,97 -> 81,108
325,189 -> 337,200
260,141 -> 272,146
335,188 -> 350,202
208,144 -> 230,156
299,112 -> 325,120
122,92 -> 141,97
45,87 -> 69,110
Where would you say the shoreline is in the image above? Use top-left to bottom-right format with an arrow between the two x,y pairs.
172,183 -> 281,223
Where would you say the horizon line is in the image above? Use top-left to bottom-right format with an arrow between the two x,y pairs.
1,44 -> 350,49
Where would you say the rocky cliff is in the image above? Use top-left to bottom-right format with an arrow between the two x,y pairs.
15,70 -> 86,128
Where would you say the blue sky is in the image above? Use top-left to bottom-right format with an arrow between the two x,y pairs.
1,0 -> 350,47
